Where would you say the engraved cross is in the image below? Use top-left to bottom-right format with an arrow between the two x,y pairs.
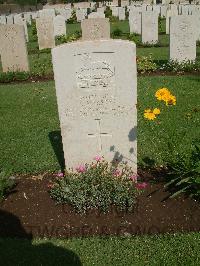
87,119 -> 112,152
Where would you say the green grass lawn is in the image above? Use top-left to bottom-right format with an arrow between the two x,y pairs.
0,75 -> 199,174
0,233 -> 200,265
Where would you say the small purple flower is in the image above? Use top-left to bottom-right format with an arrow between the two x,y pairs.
76,165 -> 86,173
93,155 -> 102,162
129,175 -> 137,182
57,172 -> 64,178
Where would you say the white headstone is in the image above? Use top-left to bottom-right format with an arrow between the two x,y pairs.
142,11 -> 158,44
81,18 -> 110,40
111,7 -> 119,17
76,8 -> 87,22
121,0 -> 129,7
0,24 -> 29,72
88,12 -> 106,18
24,12 -> 32,25
6,15 -> 13,25
39,9 -> 55,18
160,5 -> 167,17
14,14 -> 29,42
170,15 -> 196,62
119,7 -> 126,20
31,12 -> 39,20
53,15 -> 66,37
58,8 -> 72,20
0,15 -> 6,25
129,11 -> 141,34
166,7 -> 178,34
36,17 -> 55,50
52,40 -> 137,173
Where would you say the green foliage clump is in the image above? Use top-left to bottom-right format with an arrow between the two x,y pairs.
49,159 -> 142,213
0,172 -> 15,201
111,28 -> 123,38
105,6 -> 112,18
128,33 -> 141,45
137,55 -> 157,74
0,72 -> 30,83
165,141 -> 200,199
56,31 -> 81,44
158,59 -> 200,73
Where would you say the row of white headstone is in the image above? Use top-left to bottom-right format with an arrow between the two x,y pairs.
0,12 -> 197,74
1,3 -> 200,24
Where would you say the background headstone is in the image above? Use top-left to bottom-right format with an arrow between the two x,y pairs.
53,15 -> 66,37
36,17 -> 55,50
118,7 -> 125,20
14,14 -> 29,42
0,24 -> 29,72
129,11 -> 141,34
81,18 -> 110,40
39,9 -> 55,18
142,11 -> 158,44
170,15 -> 196,62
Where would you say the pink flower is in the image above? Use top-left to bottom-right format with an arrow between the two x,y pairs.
130,175 -> 137,182
93,155 -> 102,162
57,172 -> 64,178
76,165 -> 86,173
135,182 -> 148,190
113,169 -> 121,177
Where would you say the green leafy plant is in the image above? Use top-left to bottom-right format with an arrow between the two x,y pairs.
49,158 -> 146,213
0,72 -> 30,83
158,59 -> 200,73
112,28 -> 123,37
0,172 -> 15,201
165,141 -> 200,199
31,20 -> 37,37
128,33 -> 141,45
105,6 -> 112,18
56,31 -> 81,44
137,55 -> 157,74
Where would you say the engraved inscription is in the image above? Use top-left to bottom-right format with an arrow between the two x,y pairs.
87,119 -> 112,152
75,53 -> 115,90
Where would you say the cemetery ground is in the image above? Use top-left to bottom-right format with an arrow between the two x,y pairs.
1,19 -> 200,81
0,19 -> 200,264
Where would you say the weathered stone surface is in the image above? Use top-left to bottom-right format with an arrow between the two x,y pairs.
111,6 -> 119,17
36,17 -> 55,50
52,40 -> 137,173
53,15 -> 66,36
0,15 -> 6,24
39,9 -> 55,18
76,8 -> 87,22
0,24 -> 29,72
129,11 -> 141,34
166,6 -> 178,34
81,18 -> 110,40
142,11 -> 158,44
14,14 -> 29,42
170,15 -> 196,62
88,12 -> 106,18
118,7 -> 125,20
6,15 -> 13,25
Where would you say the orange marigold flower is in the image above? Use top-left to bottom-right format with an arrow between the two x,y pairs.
165,95 -> 176,106
153,108 -> 161,115
155,88 -> 171,101
144,110 -> 156,120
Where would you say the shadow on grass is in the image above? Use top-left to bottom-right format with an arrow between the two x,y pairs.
0,209 -> 82,266
49,131 -> 65,172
